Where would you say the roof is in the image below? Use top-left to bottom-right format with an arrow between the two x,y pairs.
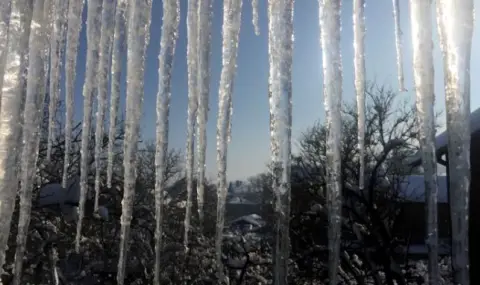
399,175 -> 448,203
229,214 -> 265,228
227,196 -> 257,205
409,107 -> 480,166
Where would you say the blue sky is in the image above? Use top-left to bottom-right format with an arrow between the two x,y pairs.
71,0 -> 480,182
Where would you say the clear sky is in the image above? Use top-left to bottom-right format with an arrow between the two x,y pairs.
71,0 -> 480,182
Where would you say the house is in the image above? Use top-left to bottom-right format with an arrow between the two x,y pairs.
394,175 -> 451,249
227,214 -> 266,235
409,107 -> 480,282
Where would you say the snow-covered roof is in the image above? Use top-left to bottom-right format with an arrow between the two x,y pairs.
399,175 -> 448,203
229,182 -> 250,193
409,107 -> 480,166
38,176 -> 80,206
229,214 -> 265,228
227,196 -> 257,205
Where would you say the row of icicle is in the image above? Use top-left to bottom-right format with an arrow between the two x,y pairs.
0,0 -> 474,285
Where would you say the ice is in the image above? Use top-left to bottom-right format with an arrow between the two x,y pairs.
352,0 -> 365,191
319,0 -> 343,284
76,0 -> 103,253
267,0 -> 294,283
436,0 -> 474,284
251,0 -> 259,35
107,0 -> 127,188
392,0 -> 405,92
94,0 -> 116,213
184,0 -> 199,250
153,0 -> 180,282
0,0 -> 12,104
63,0 -> 85,188
46,0 -> 68,161
13,1 -> 48,283
216,0 -> 243,277
0,0 -> 33,273
195,0 -> 214,229
117,0 -> 152,283
409,0 -> 440,283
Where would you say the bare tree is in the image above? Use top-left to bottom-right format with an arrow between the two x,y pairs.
289,83 -> 443,285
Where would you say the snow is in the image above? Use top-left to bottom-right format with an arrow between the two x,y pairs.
227,196 -> 256,205
399,175 -> 448,203
38,176 -> 80,207
409,107 -> 480,166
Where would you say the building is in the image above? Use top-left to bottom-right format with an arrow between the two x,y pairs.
409,107 -> 480,282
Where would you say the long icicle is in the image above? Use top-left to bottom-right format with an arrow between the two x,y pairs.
216,0 -> 243,279
154,0 -> 180,283
319,1 -> 343,285
184,0 -> 199,250
353,0 -> 365,191
76,0 -> 103,253
13,1 -> 48,283
267,0 -> 294,284
436,0 -> 474,284
251,0 -> 259,35
0,0 -> 33,273
62,0 -> 85,188
117,0 -> 152,283
46,0 -> 68,161
409,0 -> 439,284
94,0 -> 116,213
0,0 -> 12,104
195,0 -> 214,232
392,0 -> 405,91
107,0 -> 127,188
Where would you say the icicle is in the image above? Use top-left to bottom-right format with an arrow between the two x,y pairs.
353,0 -> 365,191
76,0 -> 103,253
216,0 -> 242,279
117,0 -> 152,283
94,0 -> 116,213
195,0 -> 213,233
184,0 -> 199,250
46,0 -> 68,161
13,1 -> 48,283
62,0 -> 85,188
0,0 -> 12,104
319,1 -> 343,285
227,99 -> 233,143
409,1 -> 439,284
392,0 -> 405,92
251,0 -> 259,35
154,0 -> 180,282
0,0 -> 33,273
436,0 -> 474,284
267,0 -> 294,284
107,0 -> 127,188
